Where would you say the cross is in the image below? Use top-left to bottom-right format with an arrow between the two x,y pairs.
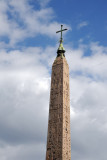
56,25 -> 68,42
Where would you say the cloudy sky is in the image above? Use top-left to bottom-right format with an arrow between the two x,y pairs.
0,0 -> 107,159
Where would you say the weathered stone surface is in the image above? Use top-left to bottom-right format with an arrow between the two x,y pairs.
46,56 -> 71,160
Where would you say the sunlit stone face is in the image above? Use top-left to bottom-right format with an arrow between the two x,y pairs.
46,56 -> 71,160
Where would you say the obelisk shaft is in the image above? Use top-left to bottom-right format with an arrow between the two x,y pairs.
46,56 -> 71,160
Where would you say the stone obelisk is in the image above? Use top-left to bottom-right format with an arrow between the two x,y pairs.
46,25 -> 71,160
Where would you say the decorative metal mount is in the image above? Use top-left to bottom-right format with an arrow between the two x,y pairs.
56,25 -> 68,57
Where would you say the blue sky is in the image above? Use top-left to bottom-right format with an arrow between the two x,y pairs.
50,0 -> 107,44
1,0 -> 107,48
23,0 -> 107,47
0,0 -> 107,160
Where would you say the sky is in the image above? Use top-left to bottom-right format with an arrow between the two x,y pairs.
0,0 -> 107,160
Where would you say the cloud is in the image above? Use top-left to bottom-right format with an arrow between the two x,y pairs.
77,21 -> 89,29
66,42 -> 107,160
0,143 -> 46,160
0,0 -> 70,47
37,0 -> 51,8
0,46 -> 51,159
0,0 -> 107,160
66,42 -> 107,80
0,41 -> 107,159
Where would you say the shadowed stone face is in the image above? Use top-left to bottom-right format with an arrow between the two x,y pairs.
46,56 -> 71,160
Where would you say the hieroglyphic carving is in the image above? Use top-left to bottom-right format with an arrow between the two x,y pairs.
46,56 -> 71,160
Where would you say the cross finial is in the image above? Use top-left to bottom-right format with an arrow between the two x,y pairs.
56,25 -> 68,43
56,25 -> 68,58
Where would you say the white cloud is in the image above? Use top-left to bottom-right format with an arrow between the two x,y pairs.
77,21 -> 88,29
37,0 -> 51,8
66,42 -> 107,80
0,1 -> 107,160
0,47 -> 50,159
65,42 -> 107,160
0,41 -> 107,159
0,0 -> 70,46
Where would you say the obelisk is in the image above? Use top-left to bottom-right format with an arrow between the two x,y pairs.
46,25 -> 71,160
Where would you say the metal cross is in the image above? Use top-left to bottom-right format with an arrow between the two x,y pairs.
56,25 -> 68,42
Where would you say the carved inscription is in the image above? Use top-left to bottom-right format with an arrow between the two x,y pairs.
46,57 -> 71,160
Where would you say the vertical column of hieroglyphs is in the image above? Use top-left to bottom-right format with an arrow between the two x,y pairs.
62,58 -> 71,160
46,56 -> 64,160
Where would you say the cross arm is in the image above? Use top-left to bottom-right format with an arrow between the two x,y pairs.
56,29 -> 67,33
